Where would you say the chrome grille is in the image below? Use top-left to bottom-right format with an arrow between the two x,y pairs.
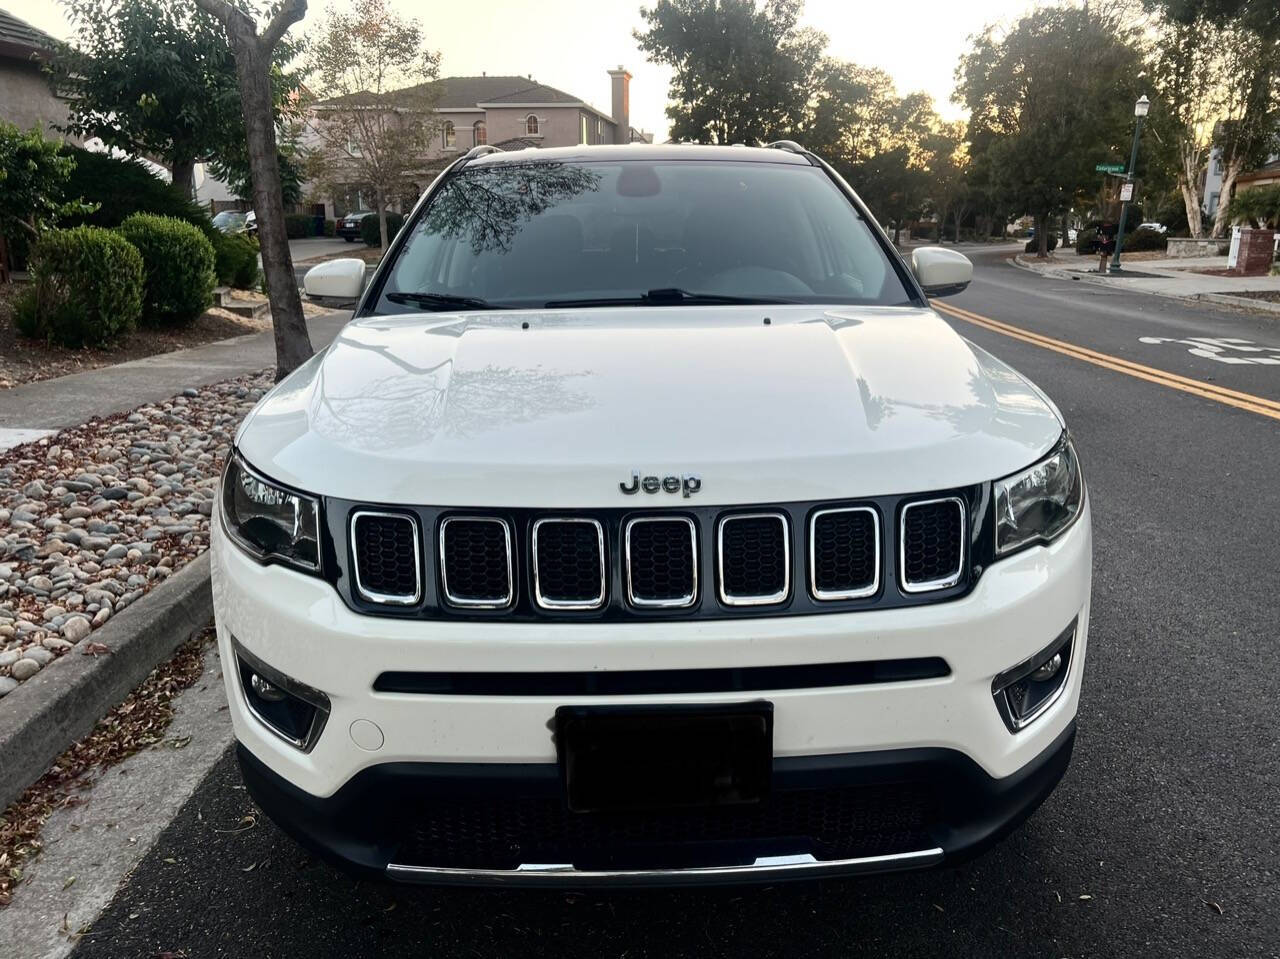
625,516 -> 697,608
810,507 -> 878,600
439,517 -> 514,608
718,513 -> 789,606
900,497 -> 965,593
350,511 -> 421,605
532,518 -> 606,610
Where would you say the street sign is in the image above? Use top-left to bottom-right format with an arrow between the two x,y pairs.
1119,182 -> 1135,202
1096,163 -> 1126,173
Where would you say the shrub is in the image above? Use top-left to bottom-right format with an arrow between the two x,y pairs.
1122,227 -> 1167,252
285,213 -> 315,238
211,230 -> 260,289
14,226 -> 143,347
58,147 -> 212,233
1225,184 -> 1280,230
361,212 -> 404,247
117,213 -> 217,325
323,218 -> 336,237
1024,233 -> 1058,253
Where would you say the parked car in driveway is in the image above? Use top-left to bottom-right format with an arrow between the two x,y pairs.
1137,221 -> 1167,234
217,142 -> 1091,887
212,210 -> 248,234
337,210 -> 375,241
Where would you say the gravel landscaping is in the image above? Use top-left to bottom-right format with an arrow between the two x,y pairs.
0,371 -> 271,696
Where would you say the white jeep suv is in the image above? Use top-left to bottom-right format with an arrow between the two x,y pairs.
213,142 -> 1090,886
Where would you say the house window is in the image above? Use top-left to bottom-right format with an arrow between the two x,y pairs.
442,121 -> 455,150
473,120 -> 487,146
526,114 -> 540,135
580,115 -> 588,144
346,136 -> 363,158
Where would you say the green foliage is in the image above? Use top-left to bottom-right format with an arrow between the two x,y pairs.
0,123 -> 93,264
50,0 -> 304,196
116,213 -> 216,325
1225,185 -> 1280,229
362,213 -> 404,247
635,0 -> 825,144
211,230 -> 260,289
1122,227 -> 1169,252
58,147 -> 211,231
285,214 -> 317,238
1025,233 -> 1058,253
15,226 -> 143,347
323,219 -> 336,237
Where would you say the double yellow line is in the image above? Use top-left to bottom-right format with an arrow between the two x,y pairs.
932,300 -> 1280,423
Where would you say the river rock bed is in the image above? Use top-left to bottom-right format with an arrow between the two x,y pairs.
0,370 -> 273,696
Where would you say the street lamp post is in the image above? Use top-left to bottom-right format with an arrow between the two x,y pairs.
1109,94 -> 1151,274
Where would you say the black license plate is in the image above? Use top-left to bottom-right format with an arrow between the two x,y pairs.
556,703 -> 773,814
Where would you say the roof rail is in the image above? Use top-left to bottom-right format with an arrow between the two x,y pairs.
764,140 -> 806,155
463,144 -> 502,159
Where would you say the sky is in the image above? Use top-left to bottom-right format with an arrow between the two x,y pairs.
16,0 -> 1044,140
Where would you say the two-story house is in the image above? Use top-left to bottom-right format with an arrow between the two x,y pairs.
0,8 -> 77,141
312,67 -> 651,218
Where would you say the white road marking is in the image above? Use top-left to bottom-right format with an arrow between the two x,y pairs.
1138,336 -> 1280,365
0,427 -> 56,451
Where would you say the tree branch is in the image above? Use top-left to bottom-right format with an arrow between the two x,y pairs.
262,0 -> 308,50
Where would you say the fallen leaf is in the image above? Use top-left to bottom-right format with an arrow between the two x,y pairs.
1079,894 -> 1093,901
62,875 -> 76,890
168,736 -> 192,750
241,861 -> 258,873
162,858 -> 177,864
1202,899 -> 1223,915
81,643 -> 111,657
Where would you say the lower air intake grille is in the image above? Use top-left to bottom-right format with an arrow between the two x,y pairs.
394,781 -> 937,871
811,507 -> 878,600
625,517 -> 697,608
900,498 -> 965,592
440,517 -> 513,607
351,511 -> 420,604
533,519 -> 606,609
718,513 -> 789,605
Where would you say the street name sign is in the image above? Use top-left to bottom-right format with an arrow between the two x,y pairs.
1096,163 -> 1126,173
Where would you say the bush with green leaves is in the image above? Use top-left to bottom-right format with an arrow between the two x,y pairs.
1122,227 -> 1167,252
58,147 -> 211,233
361,212 -> 404,247
0,123 -> 95,271
212,229 -> 260,288
1225,185 -> 1280,230
285,213 -> 315,238
13,226 -> 143,347
1024,233 -> 1058,253
116,213 -> 216,325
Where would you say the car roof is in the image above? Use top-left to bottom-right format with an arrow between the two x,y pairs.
465,143 -> 813,167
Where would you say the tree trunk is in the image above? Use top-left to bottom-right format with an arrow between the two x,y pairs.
227,36 -> 313,379
1178,136 -> 1205,238
377,188 -> 388,249
171,158 -> 196,199
1060,212 -> 1070,248
1211,154 -> 1244,238
1035,214 -> 1048,258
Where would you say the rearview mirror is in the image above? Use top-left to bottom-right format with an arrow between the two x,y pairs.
911,247 -> 972,298
303,257 -> 366,303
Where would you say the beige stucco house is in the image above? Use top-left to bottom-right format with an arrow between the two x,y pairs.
0,8 -> 77,141
312,67 -> 651,218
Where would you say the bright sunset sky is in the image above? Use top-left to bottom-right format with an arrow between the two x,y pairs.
15,0 -> 1046,139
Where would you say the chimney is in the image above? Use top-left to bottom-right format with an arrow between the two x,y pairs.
608,66 -> 631,144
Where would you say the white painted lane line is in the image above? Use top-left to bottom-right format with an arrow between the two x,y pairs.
0,428 -> 56,452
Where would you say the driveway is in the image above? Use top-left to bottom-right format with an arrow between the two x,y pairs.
289,236 -> 361,263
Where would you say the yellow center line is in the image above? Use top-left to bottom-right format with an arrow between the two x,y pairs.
932,300 -> 1280,423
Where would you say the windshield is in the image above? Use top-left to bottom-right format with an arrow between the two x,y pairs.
213,211 -> 246,230
376,159 -> 914,312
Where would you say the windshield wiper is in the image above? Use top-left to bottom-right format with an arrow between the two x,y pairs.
544,288 -> 793,308
385,291 -> 505,311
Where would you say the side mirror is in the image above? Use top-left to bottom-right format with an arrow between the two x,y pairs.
911,246 -> 973,298
303,257 -> 366,303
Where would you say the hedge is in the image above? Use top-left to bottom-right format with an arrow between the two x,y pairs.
13,226 -> 144,347
1024,233 -> 1058,253
59,147 -> 212,233
117,213 -> 217,325
212,230 -> 260,289
361,212 -> 405,247
1121,227 -> 1167,252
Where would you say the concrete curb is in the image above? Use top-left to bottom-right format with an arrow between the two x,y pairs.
1194,291 -> 1280,315
0,553 -> 213,811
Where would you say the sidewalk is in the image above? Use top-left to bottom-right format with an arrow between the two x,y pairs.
0,311 -> 350,448
1012,252 -> 1280,309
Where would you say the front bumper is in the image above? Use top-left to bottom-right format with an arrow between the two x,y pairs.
212,501 -> 1090,883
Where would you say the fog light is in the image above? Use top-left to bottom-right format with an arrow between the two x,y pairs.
234,640 -> 330,752
992,620 -> 1076,732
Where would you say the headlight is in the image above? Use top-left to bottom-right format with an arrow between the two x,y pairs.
220,451 -> 321,572
994,438 -> 1084,556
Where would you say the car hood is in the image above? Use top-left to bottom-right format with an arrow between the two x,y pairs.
236,305 -> 1064,507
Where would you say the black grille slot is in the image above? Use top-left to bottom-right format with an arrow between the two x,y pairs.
394,781 -> 937,871
534,519 -> 605,608
811,508 -> 878,599
901,498 -> 964,591
719,514 -> 788,605
351,512 -> 420,603
441,518 -> 513,607
626,518 -> 696,607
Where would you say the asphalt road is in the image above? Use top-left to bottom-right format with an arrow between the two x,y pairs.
68,249 -> 1280,958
